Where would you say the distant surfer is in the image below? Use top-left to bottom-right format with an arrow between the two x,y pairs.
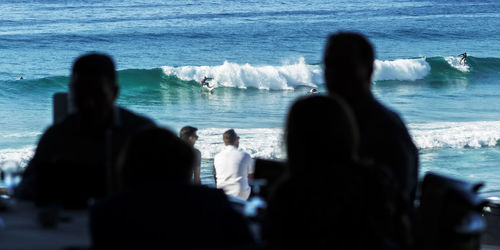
16,76 -> 23,80
458,52 -> 467,65
201,76 -> 213,88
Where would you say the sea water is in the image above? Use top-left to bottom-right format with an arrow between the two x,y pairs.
1,0 -> 500,190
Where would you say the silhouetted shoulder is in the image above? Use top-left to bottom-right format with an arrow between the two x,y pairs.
115,107 -> 155,131
91,183 -> 254,250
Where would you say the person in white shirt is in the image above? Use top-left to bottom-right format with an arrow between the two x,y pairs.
213,129 -> 254,200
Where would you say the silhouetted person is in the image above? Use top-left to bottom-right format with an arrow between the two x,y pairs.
91,127 -> 255,250
179,126 -> 202,184
214,129 -> 254,200
16,53 -> 155,208
264,95 -> 410,250
323,32 -> 419,208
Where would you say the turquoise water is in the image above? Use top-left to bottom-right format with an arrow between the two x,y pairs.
1,0 -> 500,190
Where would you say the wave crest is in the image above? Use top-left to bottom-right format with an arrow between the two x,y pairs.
410,121 -> 500,149
373,58 -> 431,81
161,57 -> 322,90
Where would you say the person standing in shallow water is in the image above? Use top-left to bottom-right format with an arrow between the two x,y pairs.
179,126 -> 202,184
323,32 -> 419,211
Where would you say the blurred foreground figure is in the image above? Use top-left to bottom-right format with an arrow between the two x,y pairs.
323,32 -> 419,208
264,95 -> 411,250
91,127 -> 255,250
16,53 -> 154,208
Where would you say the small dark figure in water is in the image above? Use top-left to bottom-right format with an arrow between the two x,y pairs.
91,127 -> 255,250
309,88 -> 318,94
458,52 -> 467,64
16,53 -> 155,208
201,76 -> 213,88
16,76 -> 23,80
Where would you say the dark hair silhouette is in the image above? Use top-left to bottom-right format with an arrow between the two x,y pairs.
223,129 -> 239,145
69,53 -> 119,126
323,32 -> 375,96
285,94 -> 359,176
116,127 -> 195,189
179,126 -> 198,141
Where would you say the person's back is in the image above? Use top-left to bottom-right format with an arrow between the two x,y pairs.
323,32 -> 419,205
265,95 -> 409,250
214,129 -> 254,200
91,127 -> 254,249
16,53 -> 155,208
92,182 -> 253,250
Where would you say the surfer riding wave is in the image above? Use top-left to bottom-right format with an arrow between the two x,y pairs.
458,52 -> 467,65
201,76 -> 213,88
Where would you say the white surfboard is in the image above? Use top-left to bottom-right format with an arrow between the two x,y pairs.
203,85 -> 215,92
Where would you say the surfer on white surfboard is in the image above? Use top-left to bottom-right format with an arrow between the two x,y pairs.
458,52 -> 467,65
201,76 -> 213,88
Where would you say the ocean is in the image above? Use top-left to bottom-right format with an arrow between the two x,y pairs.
1,0 -> 500,190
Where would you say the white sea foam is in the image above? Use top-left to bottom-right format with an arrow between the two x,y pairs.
162,57 -> 432,88
409,121 -> 500,149
0,146 -> 35,168
1,122 -> 499,166
161,57 -> 322,90
373,58 -> 431,81
444,56 -> 470,72
0,131 -> 41,138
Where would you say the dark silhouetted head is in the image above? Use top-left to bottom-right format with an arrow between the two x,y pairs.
179,126 -> 198,146
223,129 -> 239,147
117,127 -> 195,188
323,32 -> 375,97
285,95 -> 359,176
69,53 -> 118,127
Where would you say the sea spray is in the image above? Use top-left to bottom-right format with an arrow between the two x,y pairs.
161,57 -> 322,90
373,58 -> 431,81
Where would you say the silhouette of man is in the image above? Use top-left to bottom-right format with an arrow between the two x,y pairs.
214,129 -> 254,200
179,126 -> 201,184
16,53 -> 155,207
323,32 -> 419,208
91,127 -> 255,250
265,95 -> 410,250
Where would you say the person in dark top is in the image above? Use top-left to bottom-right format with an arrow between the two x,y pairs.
15,53 -> 155,208
264,95 -> 411,250
91,127 -> 255,250
323,32 -> 419,209
180,126 -> 202,184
